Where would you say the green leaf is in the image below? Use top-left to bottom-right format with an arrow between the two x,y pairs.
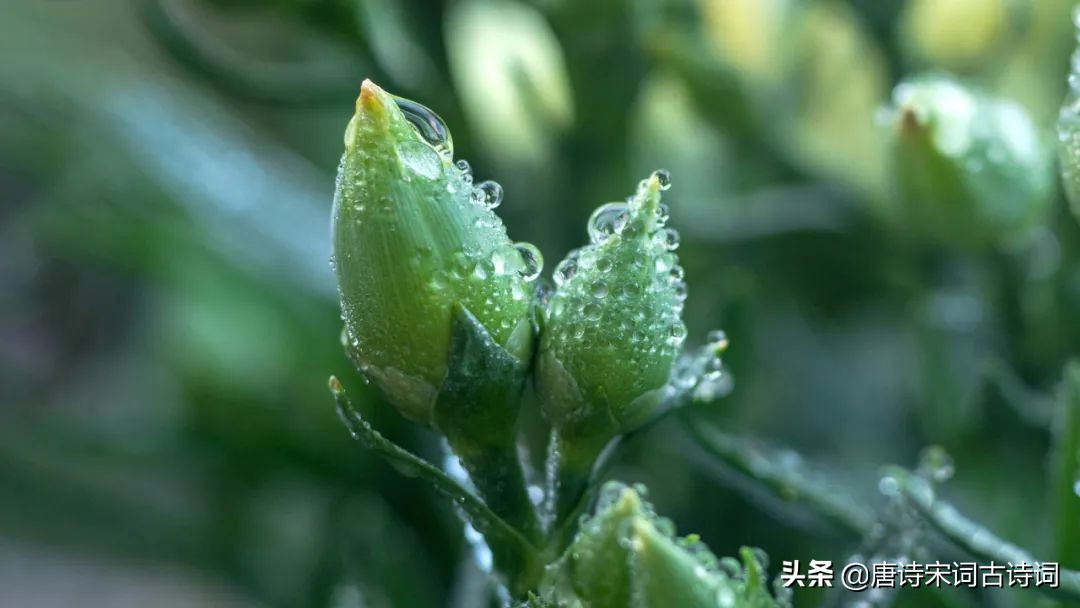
330,376 -> 542,597
1052,362 -> 1080,568
894,468 -> 1080,604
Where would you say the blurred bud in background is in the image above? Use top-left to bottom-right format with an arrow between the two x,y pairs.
445,0 -> 574,167
698,0 -> 888,200
900,0 -> 1013,73
333,81 -> 538,423
882,74 -> 1053,248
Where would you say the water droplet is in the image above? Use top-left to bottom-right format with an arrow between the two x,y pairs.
918,445 -> 955,483
653,227 -> 680,250
514,242 -> 543,281
673,281 -> 688,302
707,329 -> 729,352
1073,475 -> 1080,498
397,140 -> 442,180
472,262 -> 490,280
472,180 -> 504,209
588,202 -> 630,243
652,169 -> 672,190
667,321 -> 687,346
591,281 -> 609,298
393,96 -> 453,157
878,474 -> 900,497
554,252 -> 579,286
455,159 -> 472,177
703,356 -> 723,381
656,203 -> 670,224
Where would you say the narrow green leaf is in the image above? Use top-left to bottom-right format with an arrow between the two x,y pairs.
896,470 -> 1080,603
330,376 -> 542,597
1052,362 -> 1080,568
683,417 -> 875,537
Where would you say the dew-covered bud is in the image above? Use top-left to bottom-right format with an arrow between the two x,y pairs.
538,171 -> 686,441
541,483 -> 780,608
882,75 -> 1053,248
333,80 -> 538,423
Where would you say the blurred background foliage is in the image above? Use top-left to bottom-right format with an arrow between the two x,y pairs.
2,0 -> 1079,606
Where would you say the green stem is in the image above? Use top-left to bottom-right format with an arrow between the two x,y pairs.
447,439 -> 543,544
331,377 -> 543,598
896,470 -> 1080,604
546,429 -> 610,530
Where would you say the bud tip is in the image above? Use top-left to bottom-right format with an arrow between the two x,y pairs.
357,79 -> 387,113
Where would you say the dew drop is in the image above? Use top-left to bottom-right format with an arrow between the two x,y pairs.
472,261 -> 490,280
472,180 -> 504,209
553,251 -> 579,286
672,281 -> 688,302
514,242 -> 543,281
653,227 -> 680,250
652,168 -> 672,190
878,474 -> 900,497
397,140 -> 442,180
588,202 -> 630,243
918,445 -> 955,483
667,321 -> 688,346
455,159 -> 472,178
591,281 -> 609,298
707,329 -> 729,352
656,203 -> 670,225
393,96 -> 453,157
703,356 -> 724,381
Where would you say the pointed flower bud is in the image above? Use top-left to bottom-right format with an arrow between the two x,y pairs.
538,171 -> 686,441
333,80 -> 539,423
541,483 -> 781,608
883,75 -> 1053,247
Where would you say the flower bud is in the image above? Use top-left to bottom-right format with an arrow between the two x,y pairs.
538,171 -> 686,442
900,0 -> 1011,72
333,80 -> 538,423
542,483 -> 780,607
883,75 -> 1053,248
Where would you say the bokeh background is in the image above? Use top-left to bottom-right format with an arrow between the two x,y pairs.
2,0 -> 1079,606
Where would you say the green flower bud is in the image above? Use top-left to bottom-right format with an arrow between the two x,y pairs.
538,171 -> 686,442
333,80 -> 538,423
883,75 -> 1053,248
542,483 -> 780,608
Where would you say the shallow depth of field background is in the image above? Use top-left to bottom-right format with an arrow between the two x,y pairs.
2,1 -> 1079,607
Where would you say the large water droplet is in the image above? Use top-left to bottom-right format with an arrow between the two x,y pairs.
588,202 -> 630,243
514,242 -> 543,281
651,168 -> 672,190
397,140 -> 442,180
472,180 -> 504,209
393,96 -> 453,158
